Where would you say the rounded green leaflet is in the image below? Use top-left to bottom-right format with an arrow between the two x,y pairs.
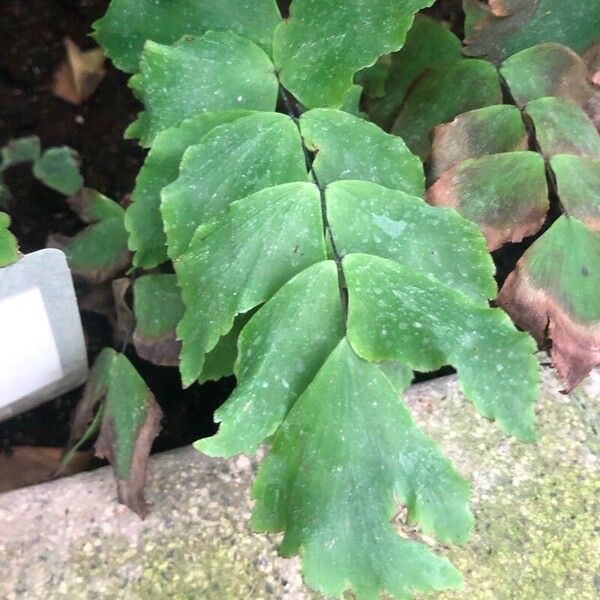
324,180 -> 496,304
32,147 -> 83,195
299,109 -> 425,196
1,136 -> 41,169
176,181 -> 327,386
125,110 -> 250,269
525,97 -> 600,159
273,0 -> 436,109
0,211 -> 19,267
250,338 -> 469,600
127,31 -> 279,146
93,0 -> 281,73
344,253 -> 538,442
392,59 -> 502,159
427,151 -> 549,250
161,111 -> 307,260
551,154 -> 600,231
366,14 -> 462,131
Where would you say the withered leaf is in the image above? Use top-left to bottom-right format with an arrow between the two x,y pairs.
132,274 -> 183,367
52,37 -> 106,105
465,0 -> 600,64
501,43 -> 600,131
112,277 -> 134,346
498,216 -> 600,391
95,398 -> 162,518
463,0 -> 537,63
65,348 -> 162,518
429,104 -> 527,182
427,152 -> 548,250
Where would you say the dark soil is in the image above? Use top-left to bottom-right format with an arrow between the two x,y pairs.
0,0 -> 233,455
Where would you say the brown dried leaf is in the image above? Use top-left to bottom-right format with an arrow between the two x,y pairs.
498,216 -> 600,391
95,397 -> 162,519
52,38 -> 106,105
133,331 -> 181,367
112,277 -> 134,345
499,265 -> 600,392
68,349 -> 162,518
0,447 -> 92,492
464,0 -> 538,63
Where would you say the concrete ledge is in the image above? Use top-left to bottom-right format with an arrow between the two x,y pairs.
1,368 -> 598,599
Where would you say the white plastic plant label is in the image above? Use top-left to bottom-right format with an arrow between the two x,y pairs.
0,249 -> 88,422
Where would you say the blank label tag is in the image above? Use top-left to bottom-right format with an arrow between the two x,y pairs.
0,249 -> 88,421
0,288 -> 64,407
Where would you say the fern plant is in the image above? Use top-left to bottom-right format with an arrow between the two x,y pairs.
53,1 -> 599,598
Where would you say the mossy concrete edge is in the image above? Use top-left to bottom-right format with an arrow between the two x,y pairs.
0,366 -> 598,599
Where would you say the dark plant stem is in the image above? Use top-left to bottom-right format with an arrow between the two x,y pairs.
490,74 -> 564,287
119,268 -> 140,354
278,83 -> 348,325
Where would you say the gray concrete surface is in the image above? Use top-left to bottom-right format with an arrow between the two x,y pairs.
0,366 -> 598,599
